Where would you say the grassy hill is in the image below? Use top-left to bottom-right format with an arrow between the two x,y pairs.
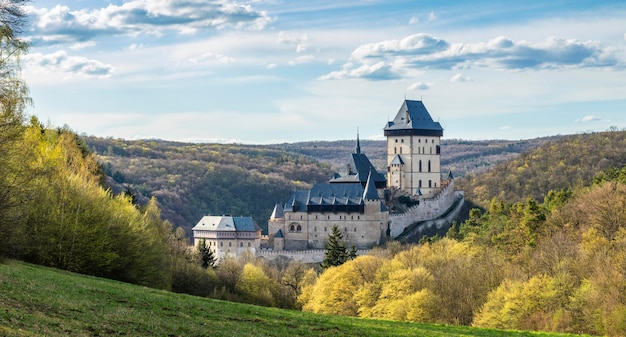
0,260 -> 590,337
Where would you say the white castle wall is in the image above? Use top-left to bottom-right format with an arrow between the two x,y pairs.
256,248 -> 372,264
389,180 -> 461,238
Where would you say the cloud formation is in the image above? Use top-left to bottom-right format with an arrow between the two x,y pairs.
581,115 -> 601,122
322,33 -> 625,80
408,82 -> 433,90
24,51 -> 113,78
26,1 -> 272,46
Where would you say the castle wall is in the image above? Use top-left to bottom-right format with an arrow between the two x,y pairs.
257,249 -> 372,264
271,202 -> 388,250
389,180 -> 460,238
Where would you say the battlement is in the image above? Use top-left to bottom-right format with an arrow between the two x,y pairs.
257,248 -> 371,263
389,179 -> 460,238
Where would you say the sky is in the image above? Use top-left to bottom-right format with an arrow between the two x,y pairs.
21,0 -> 626,144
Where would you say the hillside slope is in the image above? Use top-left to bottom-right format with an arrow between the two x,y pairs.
0,260 -> 589,337
85,137 -> 334,234
85,135 -> 556,235
457,130 -> 626,207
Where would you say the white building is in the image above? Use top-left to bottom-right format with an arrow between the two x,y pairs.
192,216 -> 262,261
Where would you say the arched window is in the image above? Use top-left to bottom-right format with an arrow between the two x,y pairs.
290,224 -> 295,232
296,225 -> 302,232
239,242 -> 243,247
220,242 -> 223,247
228,242 -> 232,247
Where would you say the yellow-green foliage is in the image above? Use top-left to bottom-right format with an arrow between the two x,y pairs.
301,239 -> 504,326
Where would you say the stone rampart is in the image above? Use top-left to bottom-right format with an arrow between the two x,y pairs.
256,248 -> 372,263
389,181 -> 462,238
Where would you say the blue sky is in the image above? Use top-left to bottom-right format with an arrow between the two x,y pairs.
22,0 -> 626,143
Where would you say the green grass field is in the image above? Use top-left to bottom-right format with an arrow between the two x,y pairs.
0,260 -> 591,337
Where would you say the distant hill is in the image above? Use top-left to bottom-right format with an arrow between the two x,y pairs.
84,135 -> 560,236
456,130 -> 626,207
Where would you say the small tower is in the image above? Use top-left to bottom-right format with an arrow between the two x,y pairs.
384,100 -> 443,197
268,203 -> 285,250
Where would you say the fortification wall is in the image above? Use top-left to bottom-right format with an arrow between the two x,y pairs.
389,181 -> 461,238
256,248 -> 371,263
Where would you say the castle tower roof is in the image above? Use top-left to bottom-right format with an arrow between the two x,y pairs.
384,100 -> 443,137
270,203 -> 284,219
363,169 -> 380,200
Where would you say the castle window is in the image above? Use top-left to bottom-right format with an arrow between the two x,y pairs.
354,227 -> 357,232
220,242 -> 223,247
394,147 -> 397,154
300,215 -> 303,220
419,160 -> 422,172
358,216 -> 360,220
434,182 -> 437,187
401,139 -> 404,143
290,224 -> 295,232
344,227 -> 348,231
240,242 -> 243,247
351,216 -> 354,220
428,160 -> 431,172
229,242 -> 232,247
432,139 -> 435,143
315,215 -> 318,219
314,227 -> 317,231
400,147 -> 402,154
395,139 -> 398,143
297,225 -> 302,232
429,180 -> 432,188
419,138 -> 421,143
430,147 -> 432,154
248,242 -> 251,247
324,227 -> 327,232
436,145 -> 441,154
419,180 -> 422,187
328,215 -> 330,220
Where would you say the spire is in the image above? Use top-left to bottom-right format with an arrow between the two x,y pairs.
270,203 -> 284,219
356,127 -> 361,154
363,169 -> 379,200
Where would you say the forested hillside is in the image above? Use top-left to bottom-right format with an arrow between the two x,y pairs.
85,136 -> 555,235
85,137 -> 334,234
457,131 -> 626,208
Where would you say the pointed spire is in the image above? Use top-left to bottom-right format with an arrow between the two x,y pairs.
270,203 -> 284,219
448,170 -> 454,180
356,127 -> 361,154
363,169 -> 379,200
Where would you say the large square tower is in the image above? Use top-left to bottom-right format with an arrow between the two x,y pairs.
384,100 -> 443,198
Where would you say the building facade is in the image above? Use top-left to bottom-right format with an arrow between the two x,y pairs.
384,100 -> 443,198
268,139 -> 389,250
192,215 -> 262,261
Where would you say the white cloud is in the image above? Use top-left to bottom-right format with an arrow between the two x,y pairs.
25,1 -> 272,46
409,16 -> 419,25
408,82 -> 433,90
450,73 -> 471,82
24,50 -> 113,78
288,55 -> 315,65
322,33 -> 626,81
499,125 -> 511,130
428,11 -> 437,22
277,31 -> 311,53
320,61 -> 400,80
189,52 -> 234,64
69,41 -> 96,50
581,115 -> 601,122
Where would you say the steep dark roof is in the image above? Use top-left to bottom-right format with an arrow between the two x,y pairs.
275,229 -> 284,238
350,153 -> 386,188
363,170 -> 380,200
390,154 -> 404,165
232,217 -> 261,232
270,203 -> 284,219
384,100 -> 443,137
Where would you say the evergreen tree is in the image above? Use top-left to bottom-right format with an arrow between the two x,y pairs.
197,239 -> 216,269
321,225 -> 355,270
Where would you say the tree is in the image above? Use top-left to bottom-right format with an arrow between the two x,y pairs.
321,224 -> 354,270
197,239 -> 216,269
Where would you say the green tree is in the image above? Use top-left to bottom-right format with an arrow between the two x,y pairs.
197,239 -> 216,269
321,224 -> 353,270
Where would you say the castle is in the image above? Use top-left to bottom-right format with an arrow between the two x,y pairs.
265,99 -> 460,251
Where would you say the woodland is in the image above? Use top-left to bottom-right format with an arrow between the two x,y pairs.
1,1 -> 625,335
